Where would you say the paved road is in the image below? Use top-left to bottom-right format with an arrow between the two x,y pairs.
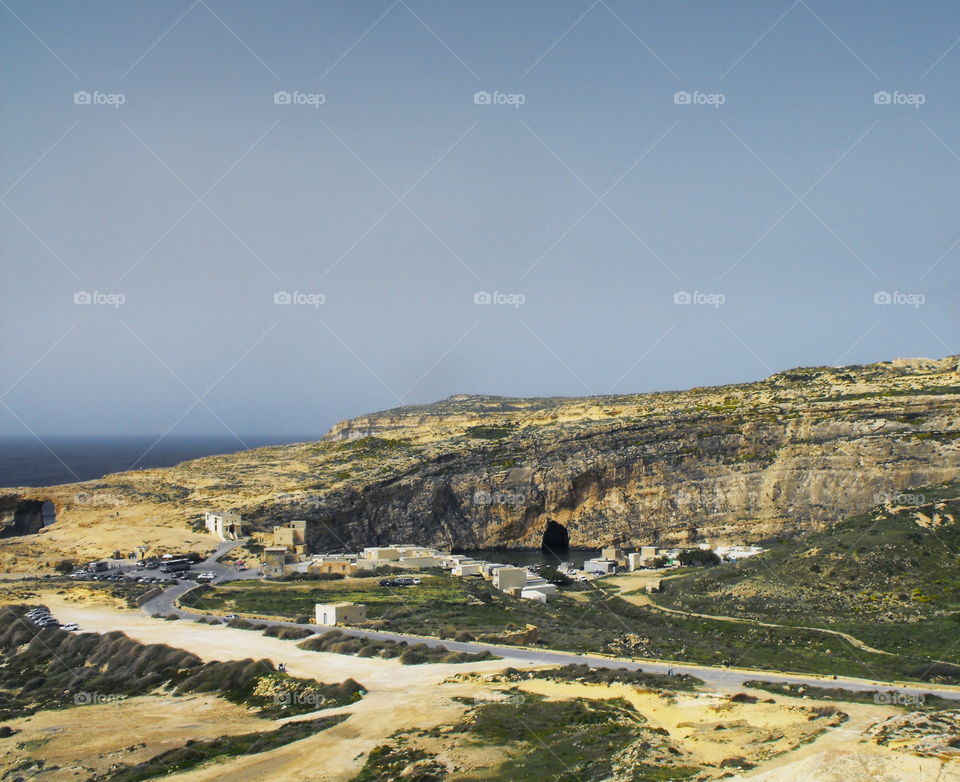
140,539 -> 255,614
139,565 -> 960,704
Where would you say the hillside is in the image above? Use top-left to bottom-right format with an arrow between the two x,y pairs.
655,479 -> 960,662
1,354 -> 959,570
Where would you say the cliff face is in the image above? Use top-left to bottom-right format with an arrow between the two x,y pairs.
304,356 -> 960,551
306,406 -> 959,551
0,496 -> 49,538
1,355 -> 958,567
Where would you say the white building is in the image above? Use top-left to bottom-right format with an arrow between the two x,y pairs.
492,566 -> 527,592
204,511 -> 243,541
452,561 -> 484,577
399,555 -> 442,569
584,557 -> 617,574
315,602 -> 367,625
716,545 -> 764,562
521,584 -> 558,601
481,562 -> 509,577
628,552 -> 659,571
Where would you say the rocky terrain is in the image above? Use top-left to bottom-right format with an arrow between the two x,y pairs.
1,355 -> 958,569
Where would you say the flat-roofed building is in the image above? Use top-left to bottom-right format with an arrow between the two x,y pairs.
628,552 -> 658,571
204,511 -> 243,541
492,566 -> 527,592
394,546 -> 439,558
272,520 -> 308,554
521,583 -> 558,602
452,561 -> 483,577
399,555 -> 442,569
584,557 -> 618,574
308,559 -> 353,576
315,602 -> 366,625
262,546 -> 289,578
601,546 -> 625,565
363,547 -> 400,561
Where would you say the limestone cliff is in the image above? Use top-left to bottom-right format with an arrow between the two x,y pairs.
1,355 -> 959,567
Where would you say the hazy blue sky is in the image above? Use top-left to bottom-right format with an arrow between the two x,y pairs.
2,0 -> 958,440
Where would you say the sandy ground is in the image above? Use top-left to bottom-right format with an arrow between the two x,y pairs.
32,599 -> 537,781
598,570 -> 674,606
0,693 -> 275,781
0,502 -> 218,572
514,679 -> 828,766
9,598 -> 960,781
730,699 -> 960,781
468,679 -> 960,781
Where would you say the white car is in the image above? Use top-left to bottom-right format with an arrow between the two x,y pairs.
62,623 -> 80,631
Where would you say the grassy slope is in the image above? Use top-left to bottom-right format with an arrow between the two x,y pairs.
180,569 -> 959,684
654,480 -> 960,665
352,695 -> 702,782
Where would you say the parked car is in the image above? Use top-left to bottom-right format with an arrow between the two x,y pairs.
380,576 -> 422,587
61,623 -> 80,631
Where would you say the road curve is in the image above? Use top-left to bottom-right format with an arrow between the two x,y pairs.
139,567 -> 960,704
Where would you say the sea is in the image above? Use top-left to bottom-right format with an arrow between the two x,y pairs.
0,435 -> 316,488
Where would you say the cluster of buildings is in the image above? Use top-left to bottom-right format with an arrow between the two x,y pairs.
206,515 -> 763,613
580,542 -> 764,575
261,523 -> 561,603
200,513 -> 768,628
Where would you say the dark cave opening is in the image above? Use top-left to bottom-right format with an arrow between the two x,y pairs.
541,519 -> 569,554
0,499 -> 55,538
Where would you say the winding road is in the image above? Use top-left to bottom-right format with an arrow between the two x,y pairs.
137,542 -> 960,704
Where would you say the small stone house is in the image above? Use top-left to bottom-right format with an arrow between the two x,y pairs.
315,602 -> 367,626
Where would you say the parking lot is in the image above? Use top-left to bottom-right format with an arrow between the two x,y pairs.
23,606 -> 79,632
